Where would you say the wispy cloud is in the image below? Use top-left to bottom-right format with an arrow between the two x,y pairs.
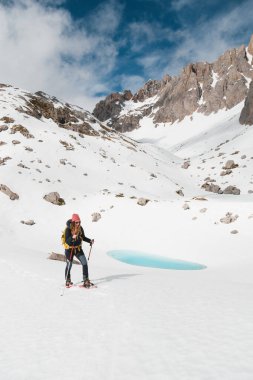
87,0 -> 124,36
0,0 -> 122,110
130,0 -> 253,81
119,74 -> 146,93
170,0 -> 198,11
128,21 -> 175,52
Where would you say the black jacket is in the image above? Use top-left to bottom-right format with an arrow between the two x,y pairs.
65,219 -> 91,250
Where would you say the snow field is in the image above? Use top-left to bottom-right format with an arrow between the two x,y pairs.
1,86 -> 253,379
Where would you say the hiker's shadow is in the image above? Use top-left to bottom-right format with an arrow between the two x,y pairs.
94,273 -> 140,285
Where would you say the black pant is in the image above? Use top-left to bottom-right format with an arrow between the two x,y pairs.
65,248 -> 88,281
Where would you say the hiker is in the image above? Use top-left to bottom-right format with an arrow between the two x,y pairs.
64,214 -> 94,288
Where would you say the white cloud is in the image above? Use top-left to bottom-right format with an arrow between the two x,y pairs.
120,74 -> 145,93
128,21 -> 175,52
0,0 -> 122,110
170,0 -> 197,11
87,0 -> 124,36
133,0 -> 253,80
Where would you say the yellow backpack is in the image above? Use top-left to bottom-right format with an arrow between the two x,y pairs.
61,227 -> 70,249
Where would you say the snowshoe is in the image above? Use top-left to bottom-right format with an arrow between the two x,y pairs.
82,279 -> 94,288
66,279 -> 73,287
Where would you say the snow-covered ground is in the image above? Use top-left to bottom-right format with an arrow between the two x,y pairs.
1,86 -> 253,379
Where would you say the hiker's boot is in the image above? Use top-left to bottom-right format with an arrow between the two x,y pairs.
83,278 -> 93,288
66,279 -> 73,287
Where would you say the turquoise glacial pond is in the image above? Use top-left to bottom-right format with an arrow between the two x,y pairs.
107,250 -> 206,270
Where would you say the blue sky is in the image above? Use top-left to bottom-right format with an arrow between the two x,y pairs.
0,0 -> 252,109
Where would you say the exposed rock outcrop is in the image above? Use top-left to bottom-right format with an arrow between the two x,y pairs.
0,116 -> 14,123
16,91 -> 111,137
248,34 -> 253,58
10,124 -> 34,138
132,76 -> 171,102
93,90 -> 132,122
239,80 -> 253,125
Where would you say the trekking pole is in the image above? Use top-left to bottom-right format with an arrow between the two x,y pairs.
88,244 -> 93,261
60,246 -> 74,297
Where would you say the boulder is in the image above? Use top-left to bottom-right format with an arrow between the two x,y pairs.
137,198 -> 150,206
181,162 -> 190,169
183,203 -> 190,210
48,252 -> 80,265
192,196 -> 208,201
0,184 -> 19,200
0,157 -> 11,165
220,169 -> 232,176
220,212 -> 238,224
0,116 -> 14,123
222,160 -> 238,169
176,189 -> 184,197
10,124 -> 34,138
43,192 -> 65,205
91,213 -> 101,222
0,125 -> 8,132
223,186 -> 240,195
21,220 -> 35,225
201,182 -> 222,194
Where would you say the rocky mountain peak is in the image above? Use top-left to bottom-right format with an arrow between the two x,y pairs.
93,34 -> 253,132
93,90 -> 133,123
132,75 -> 171,102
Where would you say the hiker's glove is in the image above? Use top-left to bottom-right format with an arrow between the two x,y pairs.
90,239 -> 94,246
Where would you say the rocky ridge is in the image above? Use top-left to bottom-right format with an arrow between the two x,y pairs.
0,84 -> 115,138
93,35 -> 253,131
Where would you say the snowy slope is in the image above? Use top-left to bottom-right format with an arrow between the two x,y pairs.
126,102 -> 253,195
1,85 -> 253,380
